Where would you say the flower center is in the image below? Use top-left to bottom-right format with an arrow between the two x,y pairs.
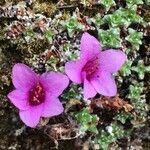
29,83 -> 45,106
82,56 -> 99,80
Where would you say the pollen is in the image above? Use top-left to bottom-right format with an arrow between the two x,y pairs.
29,83 -> 45,106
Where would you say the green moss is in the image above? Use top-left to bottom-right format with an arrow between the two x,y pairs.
75,108 -> 99,134
96,123 -> 131,150
126,28 -> 143,50
98,28 -> 121,48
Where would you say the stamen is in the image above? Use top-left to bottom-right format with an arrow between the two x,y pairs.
29,83 -> 45,106
82,56 -> 99,79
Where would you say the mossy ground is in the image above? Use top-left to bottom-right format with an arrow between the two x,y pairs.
0,0 -> 149,149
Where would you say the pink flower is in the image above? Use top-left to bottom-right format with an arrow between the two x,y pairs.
7,63 -> 69,128
65,32 -> 126,99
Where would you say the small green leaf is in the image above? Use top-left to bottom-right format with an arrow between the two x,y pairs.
104,7 -> 143,27
98,28 -> 121,48
75,108 -> 98,134
128,82 -> 144,100
100,0 -> 116,11
115,112 -> 133,124
104,9 -> 125,27
126,0 -> 143,8
96,123 -> 130,150
120,60 -> 132,76
66,17 -> 78,30
124,6 -> 143,24
131,60 -> 149,79
65,16 -> 84,37
91,13 -> 104,27
127,81 -> 148,121
126,28 -> 143,50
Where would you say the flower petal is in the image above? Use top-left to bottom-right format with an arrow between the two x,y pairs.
91,71 -> 117,96
65,60 -> 85,84
12,63 -> 38,91
80,32 -> 101,60
41,94 -> 64,117
83,77 -> 97,99
7,90 -> 30,110
99,49 -> 126,73
19,104 -> 43,128
40,72 -> 69,97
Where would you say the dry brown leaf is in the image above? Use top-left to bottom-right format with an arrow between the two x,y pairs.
43,123 -> 81,141
90,96 -> 133,111
123,103 -> 133,112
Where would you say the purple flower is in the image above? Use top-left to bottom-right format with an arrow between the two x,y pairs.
7,63 -> 69,128
65,32 -> 126,99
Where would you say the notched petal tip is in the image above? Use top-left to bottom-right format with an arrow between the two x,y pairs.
100,49 -> 127,73
81,32 -> 98,41
81,32 -> 91,38
12,63 -> 38,91
40,71 -> 69,97
19,105 -> 43,128
13,63 -> 32,74
7,90 -> 29,110
80,32 -> 102,60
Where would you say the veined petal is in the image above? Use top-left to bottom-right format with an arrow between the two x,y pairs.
41,94 -> 64,117
99,49 -> 126,73
65,60 -> 85,84
19,104 -> 43,128
40,72 -> 69,97
7,90 -> 30,110
12,63 -> 38,91
91,71 -> 117,96
83,77 -> 97,99
80,32 -> 101,60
